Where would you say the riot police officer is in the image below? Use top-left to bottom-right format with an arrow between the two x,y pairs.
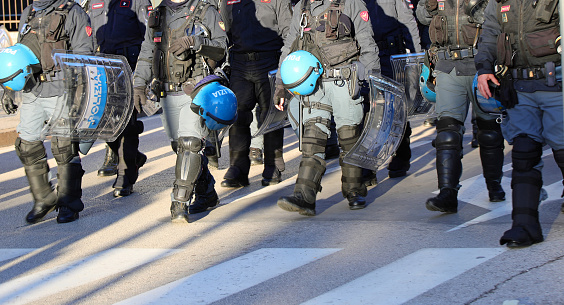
0,0 -> 94,223
219,0 -> 293,188
364,0 -> 421,179
133,0 -> 228,222
475,0 -> 562,247
416,0 -> 506,214
88,0 -> 151,197
274,0 -> 380,215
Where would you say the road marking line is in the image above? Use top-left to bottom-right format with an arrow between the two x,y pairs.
0,249 -> 35,262
302,248 -> 505,305
116,248 -> 341,305
0,248 -> 179,305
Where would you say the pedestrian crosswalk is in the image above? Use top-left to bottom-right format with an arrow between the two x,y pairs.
0,247 -> 505,304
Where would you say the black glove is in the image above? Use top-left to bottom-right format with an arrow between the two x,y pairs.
169,36 -> 196,57
2,91 -> 17,115
133,87 -> 147,113
273,84 -> 286,108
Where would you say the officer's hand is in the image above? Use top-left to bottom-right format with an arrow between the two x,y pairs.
477,74 -> 499,99
1,92 -> 17,115
169,36 -> 196,57
273,84 -> 286,111
426,0 -> 438,11
133,87 -> 147,113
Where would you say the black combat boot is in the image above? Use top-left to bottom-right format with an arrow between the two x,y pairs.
97,144 -> 118,177
500,169 -> 544,247
262,146 -> 284,186
24,161 -> 58,224
189,157 -> 220,214
278,156 -> 326,216
425,123 -> 463,213
341,157 -> 367,210
56,163 -> 84,223
477,121 -> 505,202
388,122 -> 412,178
171,200 -> 189,223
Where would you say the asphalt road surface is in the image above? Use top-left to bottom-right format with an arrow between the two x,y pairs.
0,113 -> 563,305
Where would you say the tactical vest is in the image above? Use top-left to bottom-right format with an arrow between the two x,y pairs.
19,1 -> 75,76
291,0 -> 360,70
496,0 -> 560,69
150,0 -> 211,88
428,0 -> 485,50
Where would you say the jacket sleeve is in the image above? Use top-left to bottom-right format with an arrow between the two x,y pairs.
276,2 -> 303,80
346,0 -> 380,77
136,0 -> 152,37
133,9 -> 157,88
415,0 -> 432,26
396,0 -> 421,53
275,0 -> 294,39
197,5 -> 228,52
67,5 -> 95,53
475,0 -> 500,76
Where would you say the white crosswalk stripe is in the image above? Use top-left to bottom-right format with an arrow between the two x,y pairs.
115,248 -> 341,305
302,248 -> 506,305
0,248 -> 179,305
0,249 -> 35,263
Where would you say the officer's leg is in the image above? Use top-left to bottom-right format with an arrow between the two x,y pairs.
388,121 -> 412,178
51,136 -> 84,223
425,117 -> 463,213
170,137 -> 205,222
222,76 -> 253,188
189,152 -> 220,214
476,118 -> 506,202
338,125 -> 367,209
111,112 -> 147,197
16,138 -> 58,223
500,135 -> 544,247
249,106 -> 264,166
256,73 -> 285,186
553,149 -> 564,213
277,121 -> 327,216
97,144 -> 118,177
330,81 -> 367,208
471,111 -> 479,148
325,116 -> 340,160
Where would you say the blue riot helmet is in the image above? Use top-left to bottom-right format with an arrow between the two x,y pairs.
190,75 -> 237,131
0,43 -> 40,91
472,73 -> 505,115
280,50 -> 323,96
419,64 -> 436,103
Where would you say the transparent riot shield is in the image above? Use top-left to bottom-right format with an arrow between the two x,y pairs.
342,74 -> 407,171
390,52 -> 433,117
0,25 -> 12,48
41,51 -> 134,142
252,69 -> 292,137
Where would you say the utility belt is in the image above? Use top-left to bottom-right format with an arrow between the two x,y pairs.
38,71 -> 62,82
510,64 -> 560,80
163,82 -> 184,92
322,65 -> 353,80
113,45 -> 141,56
436,47 -> 478,60
230,50 -> 281,62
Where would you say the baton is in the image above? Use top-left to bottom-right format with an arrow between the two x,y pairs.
299,95 -> 304,151
213,130 -> 221,159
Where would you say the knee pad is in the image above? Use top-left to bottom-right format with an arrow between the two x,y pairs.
436,117 -> 464,134
337,125 -> 361,153
171,141 -> 178,153
51,137 -> 79,165
15,137 -> 47,166
512,135 -> 542,172
477,129 -> 504,149
178,137 -> 204,154
174,137 -> 204,201
301,122 -> 328,157
435,130 -> 462,151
